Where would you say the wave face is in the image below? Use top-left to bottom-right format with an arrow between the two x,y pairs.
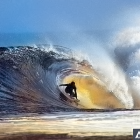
0,45 -> 135,114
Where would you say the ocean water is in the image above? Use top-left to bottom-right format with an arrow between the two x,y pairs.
0,32 -> 140,138
0,110 -> 139,137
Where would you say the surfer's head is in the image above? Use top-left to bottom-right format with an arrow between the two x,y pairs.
71,81 -> 75,86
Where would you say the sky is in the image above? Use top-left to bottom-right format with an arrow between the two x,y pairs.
0,0 -> 140,33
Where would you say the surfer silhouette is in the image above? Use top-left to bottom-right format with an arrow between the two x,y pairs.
59,81 -> 77,99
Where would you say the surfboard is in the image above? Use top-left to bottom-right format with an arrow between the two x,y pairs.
62,91 -> 80,103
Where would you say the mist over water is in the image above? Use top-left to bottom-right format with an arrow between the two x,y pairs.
113,28 -> 140,108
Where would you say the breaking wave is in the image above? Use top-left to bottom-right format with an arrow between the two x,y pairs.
0,44 -> 137,114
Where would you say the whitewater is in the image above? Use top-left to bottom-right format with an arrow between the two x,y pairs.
0,29 -> 140,139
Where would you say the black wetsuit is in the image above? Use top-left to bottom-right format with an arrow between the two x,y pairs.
60,84 -> 77,99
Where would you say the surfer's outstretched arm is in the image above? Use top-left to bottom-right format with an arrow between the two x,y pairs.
59,84 -> 68,86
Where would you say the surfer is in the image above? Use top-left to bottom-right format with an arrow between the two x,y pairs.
59,81 -> 77,99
